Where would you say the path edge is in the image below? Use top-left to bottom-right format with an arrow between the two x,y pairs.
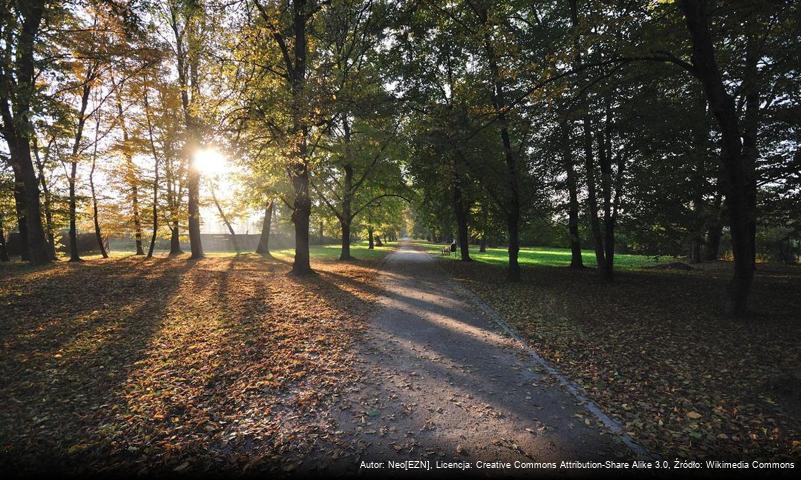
418,248 -> 657,461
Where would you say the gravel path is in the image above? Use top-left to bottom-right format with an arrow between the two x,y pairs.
303,244 -> 635,476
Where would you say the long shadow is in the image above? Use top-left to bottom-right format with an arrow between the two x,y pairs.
0,257 -> 196,475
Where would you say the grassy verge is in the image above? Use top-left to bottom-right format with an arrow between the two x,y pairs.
412,241 -> 672,269
423,243 -> 801,460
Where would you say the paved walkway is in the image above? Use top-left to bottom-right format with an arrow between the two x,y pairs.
305,244 -> 634,475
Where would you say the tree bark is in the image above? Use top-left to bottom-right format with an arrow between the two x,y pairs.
0,214 -> 9,261
678,0 -> 754,316
368,226 -> 374,249
89,117 -> 108,259
11,167 -> 30,261
598,100 -> 615,280
171,2 -> 204,259
256,199 -> 274,256
169,223 -> 182,254
339,160 -> 354,260
289,0 -> 312,274
31,138 -> 56,258
479,10 -> 520,281
582,116 -> 606,274
560,121 -> 584,269
453,172 -> 471,261
340,218 -> 351,259
144,89 -> 160,258
704,191 -> 724,261
11,137 -> 49,264
0,0 -> 49,265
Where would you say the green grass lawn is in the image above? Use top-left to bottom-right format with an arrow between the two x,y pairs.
273,241 -> 395,262
413,241 -> 671,269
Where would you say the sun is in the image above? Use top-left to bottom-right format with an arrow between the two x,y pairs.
192,147 -> 228,177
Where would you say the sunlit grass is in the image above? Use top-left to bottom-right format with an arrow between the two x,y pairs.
273,241 -> 395,262
412,241 -> 672,269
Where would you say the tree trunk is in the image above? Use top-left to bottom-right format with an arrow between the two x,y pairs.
67,71 -> 94,262
147,164 -> 158,258
287,0 -> 312,275
68,161 -> 80,261
480,13 -> 520,281
561,121 -> 583,269
290,166 -> 312,273
741,27 -> 760,270
32,139 -> 56,259
256,199 -> 273,256
11,167 -> 30,261
689,87 -> 710,264
0,1 -> 49,265
14,138 -> 50,264
0,215 -> 9,262
598,101 -> 615,280
679,0 -> 754,316
187,166 -> 203,258
339,159 -> 354,260
210,187 -> 239,254
368,227 -> 375,249
90,175 -> 107,260
170,4 -> 204,260
704,192 -> 724,261
339,219 -> 351,260
452,167 -> 471,262
143,85 -> 160,259
170,222 -> 182,255
583,116 -> 606,275
115,89 -> 145,256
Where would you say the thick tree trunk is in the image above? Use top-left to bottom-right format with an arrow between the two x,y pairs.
368,227 -> 374,249
0,1 -> 49,265
11,168 -> 30,261
290,166 -> 312,273
506,212 -> 520,281
339,219 -> 351,260
256,199 -> 274,256
561,121 -> 583,269
0,215 -> 9,261
14,139 -> 50,264
679,0 -> 754,316
170,222 -> 182,255
704,195 -> 723,261
32,140 -> 56,259
598,105 -> 615,281
287,0 -> 312,275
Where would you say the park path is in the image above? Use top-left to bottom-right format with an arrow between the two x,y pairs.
303,243 -> 635,474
